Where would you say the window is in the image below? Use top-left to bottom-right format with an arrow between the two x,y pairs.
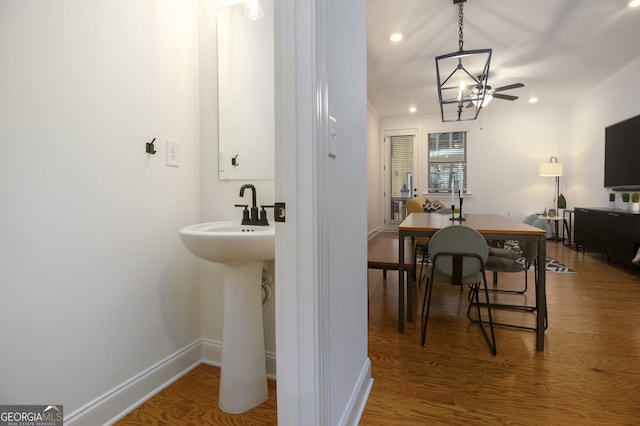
427,131 -> 466,194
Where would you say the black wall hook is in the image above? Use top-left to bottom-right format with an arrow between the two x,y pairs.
146,138 -> 157,154
232,154 -> 239,166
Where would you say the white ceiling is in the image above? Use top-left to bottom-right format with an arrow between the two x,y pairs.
367,0 -> 640,119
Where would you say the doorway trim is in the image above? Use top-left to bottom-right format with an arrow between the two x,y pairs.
274,0 -> 329,424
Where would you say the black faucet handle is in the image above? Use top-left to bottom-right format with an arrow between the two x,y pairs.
235,204 -> 250,223
258,205 -> 274,225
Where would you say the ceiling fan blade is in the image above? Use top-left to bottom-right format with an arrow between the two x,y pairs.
493,83 -> 524,92
493,93 -> 519,101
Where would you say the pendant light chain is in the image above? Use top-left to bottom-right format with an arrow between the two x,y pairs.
436,0 -> 493,122
458,2 -> 464,51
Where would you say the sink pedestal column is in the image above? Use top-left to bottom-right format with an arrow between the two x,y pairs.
219,260 -> 268,413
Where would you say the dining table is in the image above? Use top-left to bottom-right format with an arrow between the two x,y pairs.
398,213 -> 548,351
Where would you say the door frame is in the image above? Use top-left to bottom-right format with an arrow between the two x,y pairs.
274,0 -> 329,424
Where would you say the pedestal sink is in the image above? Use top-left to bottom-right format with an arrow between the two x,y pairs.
178,221 -> 275,413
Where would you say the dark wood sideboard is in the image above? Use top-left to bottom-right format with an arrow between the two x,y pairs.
574,207 -> 640,265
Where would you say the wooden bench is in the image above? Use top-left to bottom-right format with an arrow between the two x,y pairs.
367,237 -> 415,279
367,236 -> 416,321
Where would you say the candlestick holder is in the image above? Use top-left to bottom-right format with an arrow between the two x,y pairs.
449,204 -> 456,221
455,191 -> 465,221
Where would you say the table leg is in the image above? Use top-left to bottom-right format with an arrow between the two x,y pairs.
398,234 -> 405,333
563,212 -> 573,247
407,275 -> 412,323
536,235 -> 546,351
563,219 -> 570,245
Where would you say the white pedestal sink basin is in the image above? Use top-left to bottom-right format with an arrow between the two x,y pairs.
178,221 -> 275,413
178,221 -> 275,264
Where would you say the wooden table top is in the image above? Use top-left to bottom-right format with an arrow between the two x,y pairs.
399,213 -> 547,236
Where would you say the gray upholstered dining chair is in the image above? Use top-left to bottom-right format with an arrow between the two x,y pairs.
486,213 -> 541,293
487,213 -> 539,262
421,225 -> 497,355
471,218 -> 549,331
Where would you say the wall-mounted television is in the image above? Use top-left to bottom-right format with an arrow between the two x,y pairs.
604,113 -> 640,189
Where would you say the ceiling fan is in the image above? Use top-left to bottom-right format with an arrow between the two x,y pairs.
488,82 -> 525,101
467,79 -> 524,108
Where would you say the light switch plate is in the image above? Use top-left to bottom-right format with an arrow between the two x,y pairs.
166,139 -> 180,167
329,115 -> 337,158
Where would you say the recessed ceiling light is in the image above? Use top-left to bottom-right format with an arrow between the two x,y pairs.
409,106 -> 417,113
390,33 -> 403,42
629,0 -> 640,7
529,97 -> 539,104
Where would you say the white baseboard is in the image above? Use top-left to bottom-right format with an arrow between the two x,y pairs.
65,340 -> 202,426
367,228 -> 381,240
201,337 -> 222,368
338,358 -> 373,426
201,338 -> 277,380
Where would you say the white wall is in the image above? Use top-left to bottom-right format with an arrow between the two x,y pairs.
471,106 -> 569,216
0,0 -> 201,422
565,56 -> 640,208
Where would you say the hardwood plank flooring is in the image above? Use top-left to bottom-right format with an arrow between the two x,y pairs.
118,236 -> 640,425
116,363 -> 277,425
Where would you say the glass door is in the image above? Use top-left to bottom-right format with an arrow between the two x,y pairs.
385,130 -> 417,229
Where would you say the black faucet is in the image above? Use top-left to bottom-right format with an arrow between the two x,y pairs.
236,184 -> 270,226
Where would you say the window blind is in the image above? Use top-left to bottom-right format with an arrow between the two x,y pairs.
390,135 -> 413,197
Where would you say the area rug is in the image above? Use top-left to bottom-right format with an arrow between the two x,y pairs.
502,240 -> 576,274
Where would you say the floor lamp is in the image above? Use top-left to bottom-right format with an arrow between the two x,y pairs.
539,156 -> 563,215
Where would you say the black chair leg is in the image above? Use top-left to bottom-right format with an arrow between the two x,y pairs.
469,259 -> 548,332
466,280 -> 497,355
487,264 -> 529,294
415,244 -> 428,289
479,275 -> 497,355
421,273 -> 434,347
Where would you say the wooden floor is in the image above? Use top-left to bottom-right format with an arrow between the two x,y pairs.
116,364 -> 278,425
118,236 -> 640,425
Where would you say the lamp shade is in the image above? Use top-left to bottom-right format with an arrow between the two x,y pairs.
539,162 -> 563,177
